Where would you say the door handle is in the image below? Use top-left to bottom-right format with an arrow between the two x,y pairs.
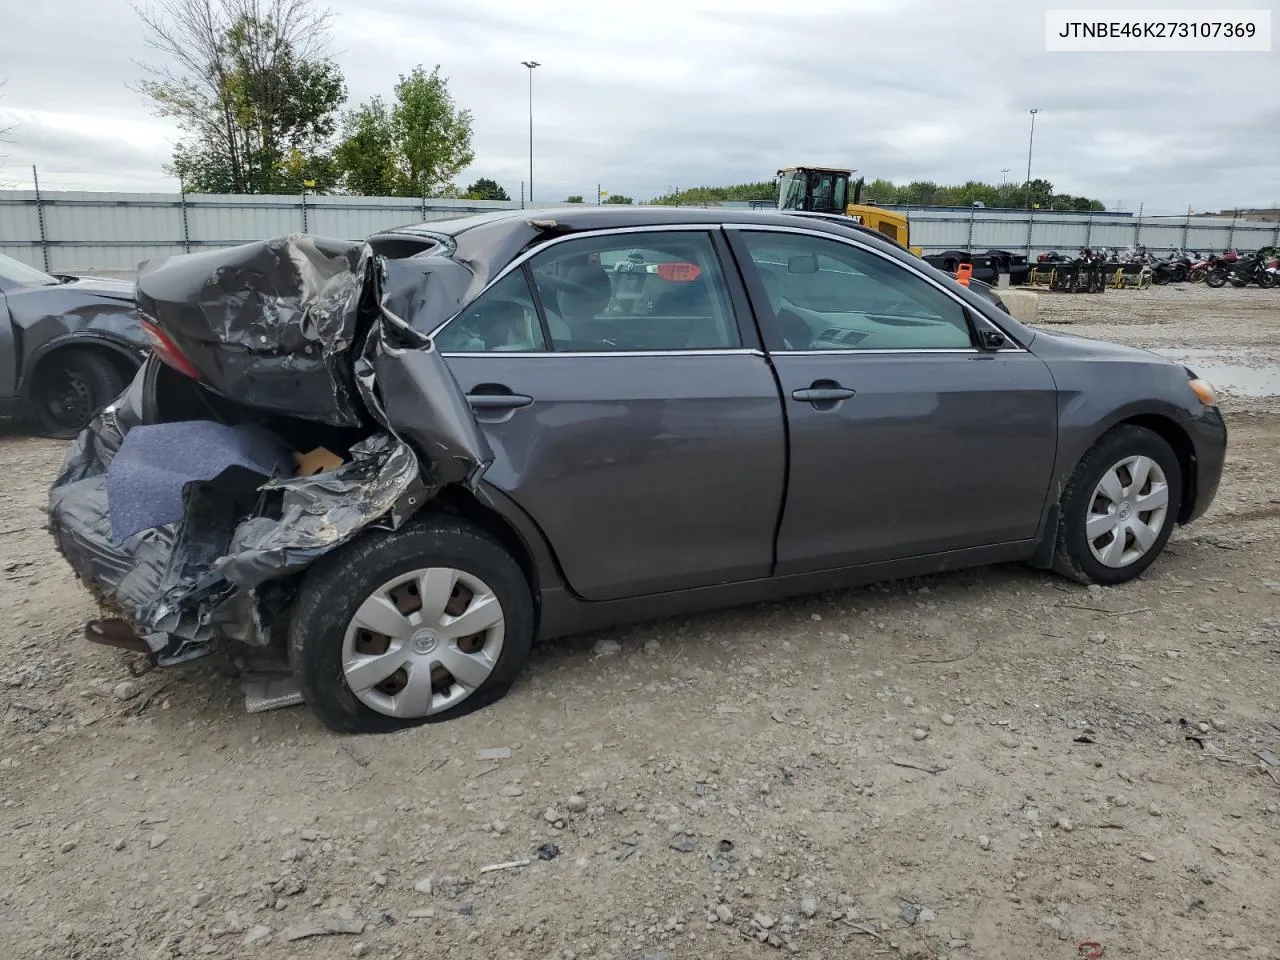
791,385 -> 856,403
466,393 -> 533,410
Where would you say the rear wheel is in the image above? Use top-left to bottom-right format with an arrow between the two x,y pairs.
289,516 -> 534,734
29,348 -> 129,438
1053,425 -> 1182,586
1205,268 -> 1228,288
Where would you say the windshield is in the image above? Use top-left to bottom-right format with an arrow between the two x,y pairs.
0,252 -> 59,287
777,172 -> 807,211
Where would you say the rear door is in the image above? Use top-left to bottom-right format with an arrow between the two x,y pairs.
437,227 -> 787,601
726,226 -> 1058,575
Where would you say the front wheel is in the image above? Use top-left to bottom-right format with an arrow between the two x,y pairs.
289,516 -> 534,734
1205,268 -> 1228,288
1053,425 -> 1182,586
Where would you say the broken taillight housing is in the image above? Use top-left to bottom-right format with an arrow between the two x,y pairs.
140,317 -> 201,380
655,261 -> 701,283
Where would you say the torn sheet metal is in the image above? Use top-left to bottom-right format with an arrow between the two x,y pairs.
48,234 -> 497,670
353,254 -> 494,490
135,235 -> 370,427
215,433 -> 430,588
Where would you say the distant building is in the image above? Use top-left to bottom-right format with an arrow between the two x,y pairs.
1198,208 -> 1280,222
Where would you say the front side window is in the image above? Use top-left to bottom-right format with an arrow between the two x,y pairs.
528,231 -> 739,351
739,231 -> 974,351
434,268 -> 547,353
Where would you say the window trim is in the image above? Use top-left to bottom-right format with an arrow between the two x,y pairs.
431,224 -> 752,356
722,223 -> 1028,355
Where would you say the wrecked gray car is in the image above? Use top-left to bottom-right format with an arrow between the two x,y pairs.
1,252 -> 144,436
48,207 -> 1227,734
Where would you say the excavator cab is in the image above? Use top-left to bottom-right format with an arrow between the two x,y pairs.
776,165 -> 921,256
777,166 -> 851,214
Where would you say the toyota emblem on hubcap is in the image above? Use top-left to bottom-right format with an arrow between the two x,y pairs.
411,628 -> 439,654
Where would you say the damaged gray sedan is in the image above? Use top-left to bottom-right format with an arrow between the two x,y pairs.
48,207 -> 1227,733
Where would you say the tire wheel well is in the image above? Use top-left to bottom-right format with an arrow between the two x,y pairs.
1116,414 -> 1197,523
426,486 -> 541,628
30,342 -> 140,390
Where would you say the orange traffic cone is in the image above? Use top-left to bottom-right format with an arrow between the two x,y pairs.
955,263 -> 973,286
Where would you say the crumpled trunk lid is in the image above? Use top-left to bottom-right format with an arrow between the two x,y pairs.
47,234 -> 493,665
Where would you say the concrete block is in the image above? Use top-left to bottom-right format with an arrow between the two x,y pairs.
996,288 -> 1040,324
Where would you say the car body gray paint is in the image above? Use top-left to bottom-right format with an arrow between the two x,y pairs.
48,207 -> 1228,659
0,272 -> 143,415
384,208 -> 1225,642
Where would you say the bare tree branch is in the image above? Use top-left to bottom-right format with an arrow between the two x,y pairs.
131,0 -> 341,192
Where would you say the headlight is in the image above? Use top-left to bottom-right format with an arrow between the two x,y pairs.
1188,378 -> 1217,406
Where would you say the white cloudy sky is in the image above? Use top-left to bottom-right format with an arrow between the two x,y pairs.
1,0 -> 1277,212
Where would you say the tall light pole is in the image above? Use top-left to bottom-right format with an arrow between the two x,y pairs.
1023,108 -> 1039,210
1000,167 -> 1010,186
521,61 -> 540,203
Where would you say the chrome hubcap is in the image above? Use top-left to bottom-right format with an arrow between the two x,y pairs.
341,567 -> 505,718
1086,455 -> 1169,569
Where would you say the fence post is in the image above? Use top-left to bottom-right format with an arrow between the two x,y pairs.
421,194 -> 427,220
1226,212 -> 1236,251
180,187 -> 191,253
31,165 -> 50,273
1134,202 -> 1143,250
1182,207 -> 1191,251
966,206 -> 975,252
1272,219 -> 1279,250
300,189 -> 308,233
1084,212 -> 1093,249
1024,208 -> 1034,259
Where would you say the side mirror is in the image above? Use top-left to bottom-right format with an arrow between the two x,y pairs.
979,329 -> 1007,350
787,254 -> 819,274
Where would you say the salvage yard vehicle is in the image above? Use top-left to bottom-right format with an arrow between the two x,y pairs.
47,207 -> 1227,734
775,165 -> 923,255
0,252 -> 144,436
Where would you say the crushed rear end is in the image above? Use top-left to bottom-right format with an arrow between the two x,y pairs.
46,234 -> 493,668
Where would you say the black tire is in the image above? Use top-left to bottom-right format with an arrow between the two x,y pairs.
1052,425 -> 1182,586
1205,268 -> 1228,288
29,348 -> 130,438
288,515 -> 534,734
1173,265 -> 1188,283
1258,271 -> 1276,289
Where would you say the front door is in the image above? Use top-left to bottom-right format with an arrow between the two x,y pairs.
727,227 -> 1057,575
437,227 -> 787,601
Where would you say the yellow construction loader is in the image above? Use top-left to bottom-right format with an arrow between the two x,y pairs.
775,166 -> 922,256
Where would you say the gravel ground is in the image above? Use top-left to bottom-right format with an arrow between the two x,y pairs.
2,284 -> 1278,960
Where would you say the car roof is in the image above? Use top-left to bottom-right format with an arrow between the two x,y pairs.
385,205 -> 827,236
371,205 -> 918,264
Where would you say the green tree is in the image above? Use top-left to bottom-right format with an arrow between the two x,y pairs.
603,194 -> 634,204
861,178 -> 899,204
565,194 -> 584,203
334,64 -> 474,197
135,0 -> 346,193
332,96 -> 397,195
461,177 -> 509,201
392,65 -> 474,197
651,182 -> 775,205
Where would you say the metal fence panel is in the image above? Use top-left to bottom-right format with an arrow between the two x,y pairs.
1,189 -> 1277,273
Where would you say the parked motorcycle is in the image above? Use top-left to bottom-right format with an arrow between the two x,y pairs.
1209,253 -> 1276,288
